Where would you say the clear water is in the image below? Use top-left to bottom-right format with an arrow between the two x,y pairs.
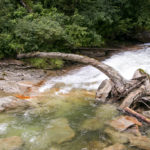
1,47 -> 150,149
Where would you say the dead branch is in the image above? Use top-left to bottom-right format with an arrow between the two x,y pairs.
124,107 -> 150,124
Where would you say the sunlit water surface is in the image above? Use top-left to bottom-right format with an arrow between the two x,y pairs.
1,47 -> 150,150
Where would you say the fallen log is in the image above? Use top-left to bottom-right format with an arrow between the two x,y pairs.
17,52 -> 128,93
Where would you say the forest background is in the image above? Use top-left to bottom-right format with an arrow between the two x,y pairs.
1,0 -> 150,65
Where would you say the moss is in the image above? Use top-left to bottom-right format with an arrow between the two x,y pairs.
24,58 -> 64,69
138,68 -> 147,74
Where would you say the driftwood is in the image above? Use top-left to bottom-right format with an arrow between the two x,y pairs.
120,85 -> 145,109
17,52 -> 150,123
124,107 -> 150,124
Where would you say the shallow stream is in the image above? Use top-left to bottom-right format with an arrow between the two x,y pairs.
1,46 -> 150,150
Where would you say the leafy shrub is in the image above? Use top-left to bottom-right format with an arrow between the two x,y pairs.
25,58 -> 64,69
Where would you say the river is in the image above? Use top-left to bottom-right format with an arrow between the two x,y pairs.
0,45 -> 150,150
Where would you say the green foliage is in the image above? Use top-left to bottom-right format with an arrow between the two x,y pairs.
1,0 -> 150,59
25,58 -> 64,69
14,15 -> 66,52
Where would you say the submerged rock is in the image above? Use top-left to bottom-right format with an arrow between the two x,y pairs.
95,104 -> 118,121
88,141 -> 106,150
129,135 -> 150,150
80,117 -> 102,131
28,118 -> 75,150
104,128 -> 129,144
105,127 -> 150,150
0,96 -> 31,112
103,143 -> 126,150
0,136 -> 23,150
46,118 -> 75,144
80,104 -> 118,131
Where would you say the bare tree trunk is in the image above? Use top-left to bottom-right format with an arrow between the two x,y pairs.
20,0 -> 32,13
17,52 -> 127,93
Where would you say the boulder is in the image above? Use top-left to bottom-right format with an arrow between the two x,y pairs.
45,118 -> 75,144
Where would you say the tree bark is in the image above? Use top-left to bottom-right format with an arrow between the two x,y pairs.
120,85 -> 145,109
17,52 -> 127,93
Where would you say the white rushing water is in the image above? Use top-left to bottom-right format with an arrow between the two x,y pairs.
39,46 -> 150,94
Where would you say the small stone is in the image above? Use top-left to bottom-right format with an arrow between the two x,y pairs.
103,143 -> 126,150
0,136 -> 23,150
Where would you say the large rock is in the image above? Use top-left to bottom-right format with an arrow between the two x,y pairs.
0,136 -> 23,150
45,118 -> 75,144
0,96 -> 30,112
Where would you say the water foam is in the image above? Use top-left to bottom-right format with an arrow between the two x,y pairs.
39,47 -> 150,93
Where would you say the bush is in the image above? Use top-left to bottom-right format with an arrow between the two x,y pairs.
25,58 -> 64,69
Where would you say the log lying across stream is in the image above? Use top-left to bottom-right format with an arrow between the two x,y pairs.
17,52 -> 150,124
